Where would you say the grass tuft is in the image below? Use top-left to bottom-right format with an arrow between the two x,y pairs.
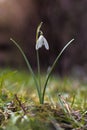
0,69 -> 86,129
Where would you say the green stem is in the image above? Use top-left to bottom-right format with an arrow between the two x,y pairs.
35,22 -> 43,103
10,38 -> 41,103
37,50 -> 41,96
42,38 -> 74,104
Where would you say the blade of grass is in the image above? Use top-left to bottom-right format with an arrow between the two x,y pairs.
42,39 -> 74,104
10,38 -> 41,103
58,94 -> 83,128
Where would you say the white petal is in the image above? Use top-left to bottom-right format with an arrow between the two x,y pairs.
35,35 -> 49,50
43,37 -> 49,50
36,36 -> 43,50
36,41 -> 42,50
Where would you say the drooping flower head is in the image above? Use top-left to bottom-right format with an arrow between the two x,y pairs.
35,22 -> 49,50
36,34 -> 49,50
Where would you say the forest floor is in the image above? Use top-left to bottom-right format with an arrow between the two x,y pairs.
0,69 -> 87,130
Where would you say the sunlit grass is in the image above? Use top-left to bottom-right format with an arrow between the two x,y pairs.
0,69 -> 86,109
0,69 -> 87,129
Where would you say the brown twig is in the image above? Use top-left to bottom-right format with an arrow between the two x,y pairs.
15,94 -> 26,115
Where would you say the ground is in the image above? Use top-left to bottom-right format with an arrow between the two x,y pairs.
0,69 -> 87,130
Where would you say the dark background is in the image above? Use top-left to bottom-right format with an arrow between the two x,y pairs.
0,0 -> 87,75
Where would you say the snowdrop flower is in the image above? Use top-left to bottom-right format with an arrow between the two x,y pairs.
36,35 -> 49,50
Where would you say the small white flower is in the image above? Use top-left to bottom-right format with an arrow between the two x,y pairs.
36,35 -> 49,50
